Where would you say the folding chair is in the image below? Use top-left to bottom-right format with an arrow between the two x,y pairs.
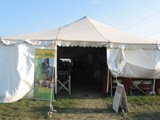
57,71 -> 71,95
129,80 -> 142,96
141,80 -> 152,94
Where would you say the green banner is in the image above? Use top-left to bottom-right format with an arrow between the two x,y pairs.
34,49 -> 55,100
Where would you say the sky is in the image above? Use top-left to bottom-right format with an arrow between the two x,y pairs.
1,0 -> 160,40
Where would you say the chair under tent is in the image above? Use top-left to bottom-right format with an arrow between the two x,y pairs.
57,70 -> 71,95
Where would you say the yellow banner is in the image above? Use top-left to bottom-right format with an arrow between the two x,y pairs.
35,49 -> 55,58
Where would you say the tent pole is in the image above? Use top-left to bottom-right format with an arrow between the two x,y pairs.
110,71 -> 112,97
152,78 -> 156,95
54,27 -> 61,95
106,67 -> 109,93
54,42 -> 58,95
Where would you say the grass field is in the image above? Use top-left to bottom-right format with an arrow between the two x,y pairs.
0,94 -> 160,120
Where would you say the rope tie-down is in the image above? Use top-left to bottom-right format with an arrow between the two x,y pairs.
48,104 -> 56,117
48,68 -> 57,117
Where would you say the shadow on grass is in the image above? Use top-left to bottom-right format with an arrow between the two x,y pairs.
30,106 -> 49,118
55,89 -> 110,100
133,112 -> 160,120
55,105 -> 114,114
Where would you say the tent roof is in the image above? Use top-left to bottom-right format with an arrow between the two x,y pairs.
1,16 -> 158,47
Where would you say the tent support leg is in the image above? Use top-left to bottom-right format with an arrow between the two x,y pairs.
110,74 -> 112,97
55,43 -> 58,95
152,78 -> 156,95
106,68 -> 110,93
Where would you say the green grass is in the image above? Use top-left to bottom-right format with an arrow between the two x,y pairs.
128,95 -> 160,105
0,95 -> 160,119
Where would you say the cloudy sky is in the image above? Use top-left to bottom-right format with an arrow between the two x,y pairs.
1,0 -> 160,40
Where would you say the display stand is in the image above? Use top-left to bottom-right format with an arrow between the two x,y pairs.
113,82 -> 129,114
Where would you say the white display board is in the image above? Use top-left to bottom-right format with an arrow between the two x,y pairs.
113,83 -> 129,113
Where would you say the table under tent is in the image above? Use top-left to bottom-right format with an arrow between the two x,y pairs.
1,16 -> 160,103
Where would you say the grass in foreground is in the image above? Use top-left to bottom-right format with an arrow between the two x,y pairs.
0,95 -> 160,120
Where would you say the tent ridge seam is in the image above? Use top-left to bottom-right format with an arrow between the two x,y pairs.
87,17 -> 108,41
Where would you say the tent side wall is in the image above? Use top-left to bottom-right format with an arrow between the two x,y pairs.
107,48 -> 160,78
0,43 -> 34,103
0,42 -> 55,103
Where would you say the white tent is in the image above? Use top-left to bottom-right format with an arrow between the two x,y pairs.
0,16 -> 160,103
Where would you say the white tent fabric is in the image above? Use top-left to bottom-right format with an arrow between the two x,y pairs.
0,16 -> 160,103
0,44 -> 34,103
107,49 -> 160,78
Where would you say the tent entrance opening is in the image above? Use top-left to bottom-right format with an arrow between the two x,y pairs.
57,47 -> 107,95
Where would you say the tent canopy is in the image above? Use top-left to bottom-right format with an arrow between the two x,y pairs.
1,16 -> 158,48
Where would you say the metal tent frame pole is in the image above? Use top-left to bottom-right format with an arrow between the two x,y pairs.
54,41 -> 58,95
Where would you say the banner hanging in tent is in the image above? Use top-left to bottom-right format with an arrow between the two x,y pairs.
34,49 -> 55,100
